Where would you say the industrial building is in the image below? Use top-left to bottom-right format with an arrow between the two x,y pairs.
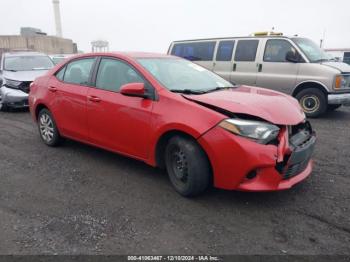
0,1 -> 77,56
0,27 -> 77,55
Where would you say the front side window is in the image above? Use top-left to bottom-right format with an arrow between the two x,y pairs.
63,58 -> 95,85
216,40 -> 235,61
137,58 -> 232,92
4,55 -> 54,71
171,42 -> 216,61
95,58 -> 144,92
264,39 -> 296,62
234,40 -> 259,62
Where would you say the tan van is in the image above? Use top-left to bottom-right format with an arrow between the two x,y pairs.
168,33 -> 350,117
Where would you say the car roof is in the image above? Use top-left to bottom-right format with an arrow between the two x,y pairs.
68,52 -> 173,60
4,51 -> 48,57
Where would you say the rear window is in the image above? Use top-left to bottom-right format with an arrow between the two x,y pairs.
216,40 -> 235,61
171,41 -> 216,61
234,40 -> 259,62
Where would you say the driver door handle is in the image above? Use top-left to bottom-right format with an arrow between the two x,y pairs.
88,96 -> 101,102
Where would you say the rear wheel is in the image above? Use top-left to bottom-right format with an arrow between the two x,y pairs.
165,136 -> 211,197
0,103 -> 8,112
38,109 -> 62,146
327,104 -> 342,111
296,88 -> 327,118
0,97 -> 8,111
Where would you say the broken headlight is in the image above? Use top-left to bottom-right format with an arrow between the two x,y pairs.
219,119 -> 280,144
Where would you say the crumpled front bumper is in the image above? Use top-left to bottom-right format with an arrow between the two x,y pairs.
0,86 -> 29,108
197,125 -> 316,191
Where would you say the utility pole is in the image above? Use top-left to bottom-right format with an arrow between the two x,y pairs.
52,0 -> 63,37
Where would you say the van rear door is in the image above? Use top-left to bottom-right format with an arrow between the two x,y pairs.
169,41 -> 216,70
231,39 -> 260,85
213,40 -> 235,82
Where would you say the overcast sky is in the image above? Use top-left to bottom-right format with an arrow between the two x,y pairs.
1,0 -> 349,53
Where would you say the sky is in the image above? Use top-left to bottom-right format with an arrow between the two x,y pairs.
1,0 -> 349,53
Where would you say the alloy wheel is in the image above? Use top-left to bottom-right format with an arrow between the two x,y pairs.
39,113 -> 55,143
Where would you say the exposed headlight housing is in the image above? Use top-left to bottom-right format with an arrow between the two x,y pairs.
4,78 -> 22,89
334,74 -> 350,90
218,119 -> 280,144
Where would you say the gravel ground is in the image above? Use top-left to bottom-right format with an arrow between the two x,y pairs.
0,107 -> 349,255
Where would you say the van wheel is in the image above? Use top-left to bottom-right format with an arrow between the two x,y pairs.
38,109 -> 62,146
328,104 -> 342,111
296,88 -> 327,118
165,136 -> 211,197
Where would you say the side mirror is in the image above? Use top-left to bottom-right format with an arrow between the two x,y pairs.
120,82 -> 147,98
286,51 -> 300,63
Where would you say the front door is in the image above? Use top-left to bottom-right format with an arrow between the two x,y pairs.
255,39 -> 300,94
87,57 -> 154,159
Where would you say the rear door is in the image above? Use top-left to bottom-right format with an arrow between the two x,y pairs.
49,57 -> 95,141
87,57 -> 154,159
230,39 -> 260,85
255,38 -> 300,94
170,41 -> 216,70
213,40 -> 235,82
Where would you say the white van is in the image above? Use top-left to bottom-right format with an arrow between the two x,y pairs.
168,33 -> 350,117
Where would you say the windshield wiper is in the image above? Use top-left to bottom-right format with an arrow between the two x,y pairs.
202,86 -> 235,93
5,69 -> 17,72
170,89 -> 207,94
313,58 -> 332,63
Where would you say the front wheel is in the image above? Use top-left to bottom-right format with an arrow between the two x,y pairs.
165,136 -> 211,197
38,109 -> 62,146
296,88 -> 327,118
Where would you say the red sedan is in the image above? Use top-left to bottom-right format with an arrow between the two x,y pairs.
29,52 -> 316,196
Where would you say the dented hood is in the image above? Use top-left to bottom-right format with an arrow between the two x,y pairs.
184,86 -> 305,125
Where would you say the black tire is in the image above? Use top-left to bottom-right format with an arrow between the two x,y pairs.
165,136 -> 211,197
295,88 -> 327,118
37,109 -> 62,146
0,102 -> 9,112
327,104 -> 342,111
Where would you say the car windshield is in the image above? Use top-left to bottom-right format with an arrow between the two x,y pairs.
4,55 -> 54,71
137,58 -> 233,93
292,38 -> 334,63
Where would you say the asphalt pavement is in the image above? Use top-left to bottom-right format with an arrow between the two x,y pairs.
0,107 -> 349,255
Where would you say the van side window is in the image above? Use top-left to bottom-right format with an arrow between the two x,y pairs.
264,39 -> 296,62
234,40 -> 259,62
171,42 -> 216,61
216,41 -> 235,61
344,52 -> 350,65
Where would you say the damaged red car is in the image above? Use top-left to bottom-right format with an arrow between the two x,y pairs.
29,53 -> 316,196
